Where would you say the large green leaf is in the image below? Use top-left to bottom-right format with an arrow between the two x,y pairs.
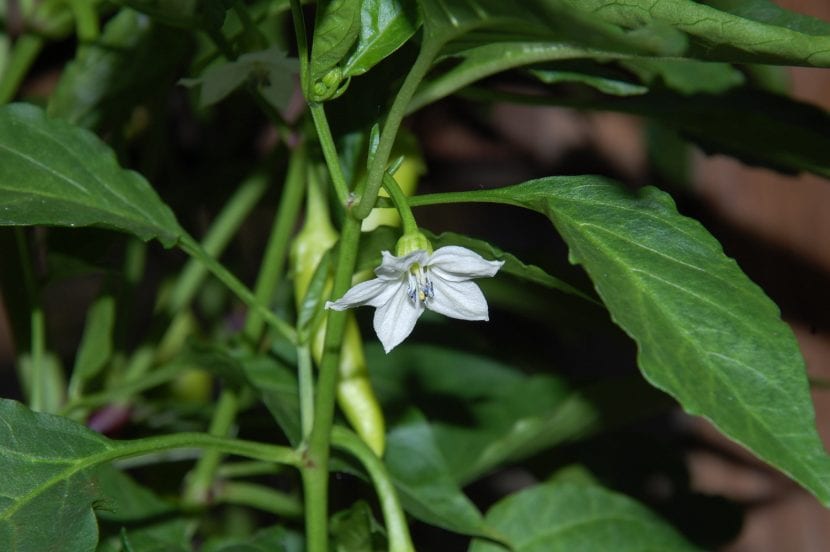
409,1 -> 830,113
562,0 -> 830,66
0,103 -> 183,247
418,0 -> 682,56
411,177 -> 830,505
0,399 -> 109,551
469,481 -> 699,551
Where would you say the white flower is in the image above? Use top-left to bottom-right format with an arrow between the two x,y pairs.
325,246 -> 504,353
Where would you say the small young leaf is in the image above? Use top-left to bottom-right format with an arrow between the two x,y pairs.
529,66 -> 648,97
69,294 -> 116,400
0,103 -> 183,246
469,481 -> 699,551
620,58 -> 745,95
330,500 -> 388,552
342,0 -> 421,77
310,0 -> 362,93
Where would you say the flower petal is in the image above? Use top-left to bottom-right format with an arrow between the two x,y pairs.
427,278 -> 490,321
326,278 -> 401,310
374,250 -> 428,281
428,246 -> 504,282
373,285 -> 423,353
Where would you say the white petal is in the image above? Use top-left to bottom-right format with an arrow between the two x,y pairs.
373,286 -> 423,353
428,246 -> 504,282
374,250 -> 428,281
427,277 -> 489,321
326,278 -> 401,310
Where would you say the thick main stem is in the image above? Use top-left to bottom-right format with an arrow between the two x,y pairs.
302,215 -> 362,552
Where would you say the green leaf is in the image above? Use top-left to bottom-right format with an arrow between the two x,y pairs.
423,176 -> 830,504
341,0 -> 420,77
562,0 -> 830,66
201,526 -> 304,552
69,294 -> 116,400
383,409 -> 492,538
426,230 -> 598,304
418,0 -> 683,56
529,65 -> 648,97
620,58 -> 745,95
18,353 -> 66,414
95,466 -> 189,552
0,399 -> 111,551
310,0 -> 362,89
330,500 -> 388,552
180,46 -> 299,110
469,481 -> 699,551
369,344 -> 598,485
409,41 -> 596,112
0,103 -> 183,247
241,354 -> 303,446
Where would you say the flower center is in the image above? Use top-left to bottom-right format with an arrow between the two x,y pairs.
407,263 -> 434,305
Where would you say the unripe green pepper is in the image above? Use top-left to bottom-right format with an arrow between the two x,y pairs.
291,178 -> 386,456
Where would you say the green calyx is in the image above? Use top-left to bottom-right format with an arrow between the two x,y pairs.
395,231 -> 432,257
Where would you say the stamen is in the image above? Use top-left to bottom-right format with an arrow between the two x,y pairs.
407,263 -> 435,305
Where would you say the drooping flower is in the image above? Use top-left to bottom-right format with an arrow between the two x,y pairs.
326,245 -> 504,353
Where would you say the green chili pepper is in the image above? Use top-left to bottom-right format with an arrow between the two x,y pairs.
291,174 -> 386,456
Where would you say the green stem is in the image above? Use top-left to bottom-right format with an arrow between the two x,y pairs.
302,215 -> 362,552
232,0 -> 266,49
331,427 -> 414,552
169,173 -> 269,315
0,35 -> 43,104
177,234 -> 297,343
243,147 -> 307,341
184,390 -> 241,505
4,432 -> 301,521
288,0 -> 310,96
68,0 -> 100,42
216,481 -> 303,517
309,103 -> 350,205
408,189 -> 525,209
15,229 -> 46,412
61,362 -> 184,415
298,344 -> 314,439
352,44 -> 438,220
218,461 -> 284,479
382,172 -> 418,235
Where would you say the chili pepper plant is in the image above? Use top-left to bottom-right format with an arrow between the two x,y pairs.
2,1 -> 830,550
